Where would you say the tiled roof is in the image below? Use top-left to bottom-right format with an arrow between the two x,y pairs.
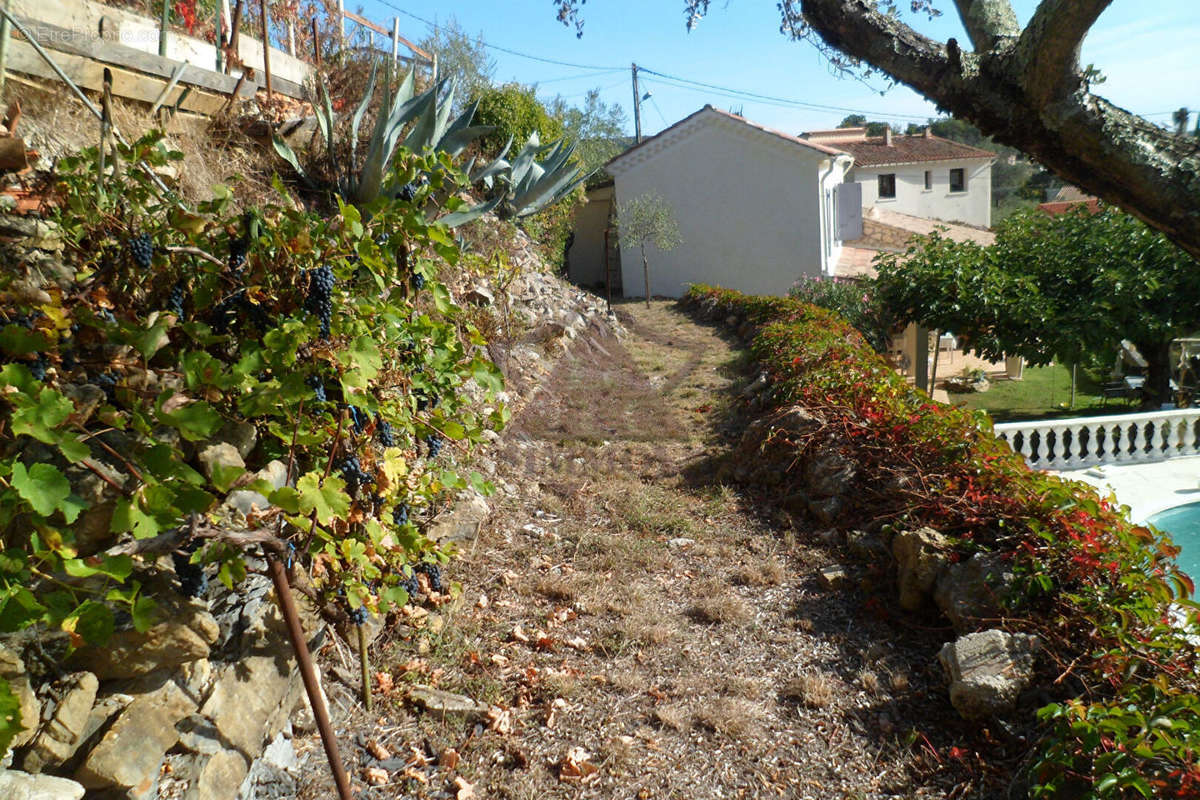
607,105 -> 845,171
813,133 -> 995,168
1038,199 -> 1102,216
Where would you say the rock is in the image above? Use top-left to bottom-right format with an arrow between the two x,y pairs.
73,694 -> 132,756
407,685 -> 491,722
67,596 -> 219,680
218,421 -> 258,460
934,552 -> 1015,633
426,493 -> 489,545
21,672 -> 98,773
463,285 -> 494,306
239,733 -> 298,800
0,769 -> 85,800
807,496 -> 842,526
667,537 -> 695,548
256,460 -> 290,491
74,680 -> 196,791
938,630 -> 1039,720
891,527 -> 951,611
0,645 -> 41,750
845,529 -> 888,561
804,450 -> 856,499
225,489 -> 270,516
197,442 -> 245,483
191,750 -> 250,800
818,565 -> 851,590
61,384 -> 106,426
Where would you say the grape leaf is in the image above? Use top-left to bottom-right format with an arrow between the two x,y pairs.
10,462 -> 72,517
297,472 -> 348,525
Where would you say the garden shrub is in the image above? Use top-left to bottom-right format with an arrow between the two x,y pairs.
686,284 -> 1200,799
473,83 -> 564,157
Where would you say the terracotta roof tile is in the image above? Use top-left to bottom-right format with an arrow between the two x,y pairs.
820,133 -> 995,168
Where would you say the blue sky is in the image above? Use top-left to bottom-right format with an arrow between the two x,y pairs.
350,1 -> 1199,137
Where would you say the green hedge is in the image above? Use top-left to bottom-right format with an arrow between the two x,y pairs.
686,284 -> 1200,799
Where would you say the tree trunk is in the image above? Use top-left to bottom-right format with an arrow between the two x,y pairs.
1143,341 -> 1174,409
797,0 -> 1200,261
641,245 -> 650,308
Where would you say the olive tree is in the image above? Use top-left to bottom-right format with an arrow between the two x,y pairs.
553,1 -> 1200,261
615,191 -> 681,307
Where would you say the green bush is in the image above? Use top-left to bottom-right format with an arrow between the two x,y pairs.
473,83 -> 564,157
789,275 -> 896,353
685,284 -> 1200,799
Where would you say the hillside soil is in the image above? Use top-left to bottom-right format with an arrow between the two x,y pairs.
297,300 -> 1012,800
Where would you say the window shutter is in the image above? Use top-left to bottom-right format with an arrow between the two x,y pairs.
835,182 -> 863,241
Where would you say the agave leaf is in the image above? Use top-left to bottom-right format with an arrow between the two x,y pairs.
271,135 -> 309,181
439,125 -> 495,158
508,132 -> 543,187
356,74 -> 433,204
443,99 -> 480,140
437,194 -> 504,229
402,79 -> 446,152
349,61 -> 379,165
315,82 -> 336,149
430,82 -> 456,146
510,164 -> 586,216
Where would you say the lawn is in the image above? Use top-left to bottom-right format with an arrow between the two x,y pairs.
949,363 -> 1122,422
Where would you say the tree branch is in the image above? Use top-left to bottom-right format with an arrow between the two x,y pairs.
1015,0 -> 1115,104
952,0 -> 1019,51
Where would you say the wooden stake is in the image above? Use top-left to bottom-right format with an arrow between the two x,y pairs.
259,0 -> 272,102
357,622 -> 372,711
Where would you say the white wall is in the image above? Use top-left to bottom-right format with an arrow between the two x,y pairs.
818,157 -> 852,275
611,119 -> 831,299
567,185 -> 614,289
852,159 -> 993,228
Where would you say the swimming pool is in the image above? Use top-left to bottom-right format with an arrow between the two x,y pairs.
1145,502 -> 1200,593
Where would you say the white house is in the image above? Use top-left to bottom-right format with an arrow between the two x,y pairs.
802,127 -> 995,228
589,106 -> 859,298
566,108 -> 995,299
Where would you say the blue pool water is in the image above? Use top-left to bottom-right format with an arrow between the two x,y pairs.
1145,503 -> 1200,593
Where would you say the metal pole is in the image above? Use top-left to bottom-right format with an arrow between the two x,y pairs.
0,0 -> 12,95
227,0 -> 244,75
150,62 -> 188,115
287,20 -> 295,57
266,556 -> 353,800
390,17 -> 398,65
159,0 -> 170,57
214,4 -> 223,71
603,227 -> 612,311
259,0 -> 272,101
631,63 -> 642,144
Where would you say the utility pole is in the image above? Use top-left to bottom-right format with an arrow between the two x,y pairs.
631,62 -> 642,144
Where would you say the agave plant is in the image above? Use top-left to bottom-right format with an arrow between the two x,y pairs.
272,63 -> 591,228
273,64 -> 491,206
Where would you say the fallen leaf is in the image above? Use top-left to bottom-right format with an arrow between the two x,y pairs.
439,748 -> 460,770
362,766 -> 389,786
374,671 -> 395,694
402,766 -> 429,784
487,706 -> 514,735
511,625 -> 530,643
564,636 -> 590,651
454,776 -> 475,799
558,746 -> 600,784
366,739 -> 391,761
476,592 -> 489,609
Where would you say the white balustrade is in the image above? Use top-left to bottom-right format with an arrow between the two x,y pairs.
995,409 -> 1200,470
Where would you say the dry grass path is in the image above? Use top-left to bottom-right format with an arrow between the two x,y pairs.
301,300 -> 999,800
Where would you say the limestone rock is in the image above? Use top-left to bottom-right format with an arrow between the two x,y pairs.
407,685 -> 490,722
197,442 -> 245,482
225,489 -> 270,516
845,529 -> 889,562
75,680 -> 195,791
191,750 -> 250,800
426,493 -> 489,545
938,630 -> 1039,719
67,596 -> 218,680
463,285 -> 494,306
21,672 -> 98,773
0,769 -> 85,800
891,527 -> 951,610
934,552 -> 1015,633
0,645 -> 41,750
200,650 -> 299,758
256,460 -> 290,491
818,565 -> 851,590
804,450 -> 856,499
218,421 -> 258,460
807,496 -> 842,526
61,384 -> 106,426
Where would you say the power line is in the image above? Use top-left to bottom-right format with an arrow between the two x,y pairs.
639,68 -> 932,121
372,1 -> 622,71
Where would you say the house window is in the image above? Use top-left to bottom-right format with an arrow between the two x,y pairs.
924,170 -> 932,191
878,173 -> 896,199
949,168 -> 966,193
